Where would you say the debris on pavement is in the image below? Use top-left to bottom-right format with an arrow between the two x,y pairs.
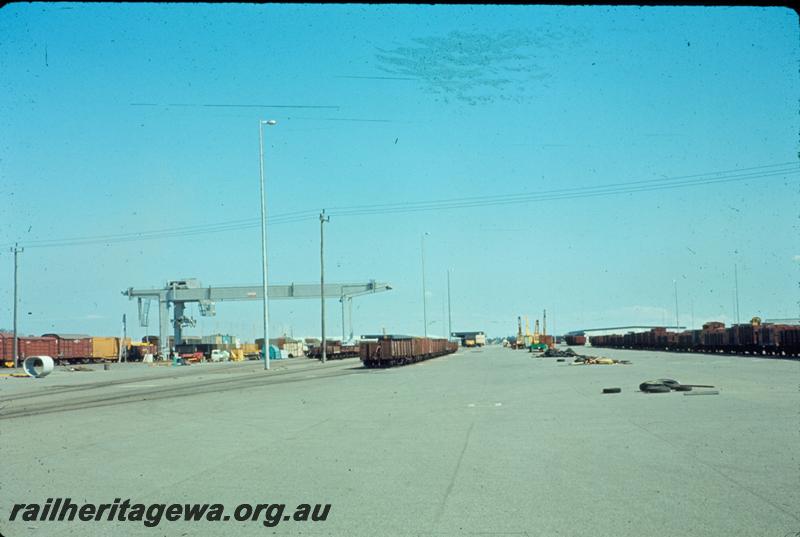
639,379 -> 716,394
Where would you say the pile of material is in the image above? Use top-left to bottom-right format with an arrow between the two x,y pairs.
639,378 -> 717,395
537,347 -> 631,364
67,365 -> 94,372
541,348 -> 577,358
571,356 -> 631,365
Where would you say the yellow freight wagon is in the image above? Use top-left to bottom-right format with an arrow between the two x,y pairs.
91,337 -> 131,360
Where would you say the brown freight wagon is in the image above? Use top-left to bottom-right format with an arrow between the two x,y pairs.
622,333 -> 635,348
128,343 -> 157,361
18,336 -> 59,360
760,324 -> 782,355
0,332 -> 12,365
307,342 -> 344,359
41,333 -> 93,363
564,335 -> 586,346
655,332 -> 677,349
143,335 -> 159,346
675,330 -> 702,352
778,326 -> 800,356
360,336 -> 456,368
1,333 -> 59,366
701,329 -> 728,352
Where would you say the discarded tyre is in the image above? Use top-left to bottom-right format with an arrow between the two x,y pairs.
658,379 -> 680,389
639,380 -> 671,393
602,387 -> 621,394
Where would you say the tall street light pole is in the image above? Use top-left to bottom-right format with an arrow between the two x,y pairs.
421,232 -> 429,337
734,263 -> 740,325
447,269 -> 452,338
11,243 -> 23,368
673,279 -> 679,330
258,119 -> 277,370
320,210 -> 330,363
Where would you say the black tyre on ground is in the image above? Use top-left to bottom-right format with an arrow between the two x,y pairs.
642,385 -> 671,393
658,379 -> 680,389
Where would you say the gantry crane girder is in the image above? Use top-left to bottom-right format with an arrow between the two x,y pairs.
122,279 -> 392,358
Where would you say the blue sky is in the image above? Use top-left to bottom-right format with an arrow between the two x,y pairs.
1,4 -> 798,341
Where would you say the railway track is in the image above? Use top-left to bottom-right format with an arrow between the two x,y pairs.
0,359 -> 315,403
0,358 -> 364,420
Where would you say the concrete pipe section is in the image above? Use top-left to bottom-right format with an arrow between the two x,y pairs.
22,356 -> 55,378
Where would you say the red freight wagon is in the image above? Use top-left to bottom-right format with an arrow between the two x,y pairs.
779,326 -> 800,356
564,335 -> 586,346
0,332 -> 13,363
1,333 -> 58,365
760,324 -> 782,350
18,336 -> 59,359
41,333 -> 93,362
360,336 -> 455,368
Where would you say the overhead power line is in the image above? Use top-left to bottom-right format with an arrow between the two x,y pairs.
327,165 -> 797,217
4,162 -> 797,250
330,161 -> 798,213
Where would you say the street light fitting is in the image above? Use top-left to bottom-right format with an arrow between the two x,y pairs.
263,119 -> 278,126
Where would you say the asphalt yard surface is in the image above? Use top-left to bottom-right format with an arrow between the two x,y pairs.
1,347 -> 798,537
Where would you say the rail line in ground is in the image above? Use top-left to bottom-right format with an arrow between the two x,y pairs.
0,359 -> 364,420
0,358 -> 331,403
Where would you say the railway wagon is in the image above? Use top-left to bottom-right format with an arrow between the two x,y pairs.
360,336 -> 457,368
307,342 -> 360,359
41,333 -> 93,363
307,342 -> 340,359
127,342 -> 157,361
564,335 -> 586,346
90,337 -> 131,360
779,326 -> 800,356
676,330 -> 702,351
589,320 -> 799,358
0,333 -> 58,367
